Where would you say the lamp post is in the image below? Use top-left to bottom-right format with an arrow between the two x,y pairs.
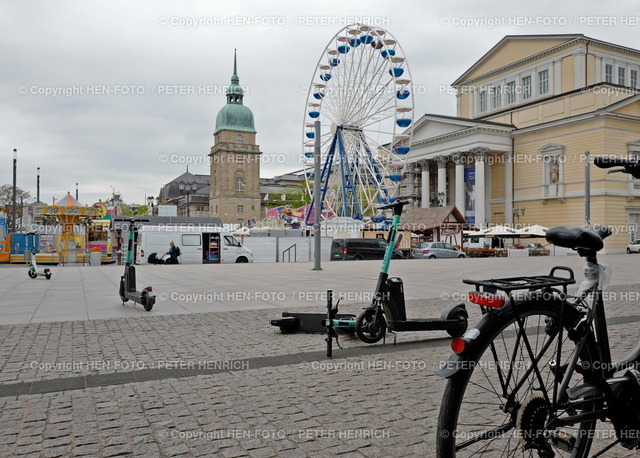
179,181 -> 197,217
11,149 -> 17,233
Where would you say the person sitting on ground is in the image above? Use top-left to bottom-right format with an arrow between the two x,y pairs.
167,241 -> 180,264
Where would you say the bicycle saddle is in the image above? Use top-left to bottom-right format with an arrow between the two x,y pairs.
546,225 -> 611,251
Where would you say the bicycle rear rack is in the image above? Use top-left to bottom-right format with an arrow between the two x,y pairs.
463,266 -> 576,295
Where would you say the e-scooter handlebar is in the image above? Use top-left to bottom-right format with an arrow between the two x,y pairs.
378,200 -> 411,216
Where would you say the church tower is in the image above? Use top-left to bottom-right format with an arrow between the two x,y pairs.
209,50 -> 262,225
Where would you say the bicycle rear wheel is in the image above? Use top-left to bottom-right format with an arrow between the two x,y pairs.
437,300 -> 600,457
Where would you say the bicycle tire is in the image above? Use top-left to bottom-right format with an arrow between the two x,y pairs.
437,299 -> 600,457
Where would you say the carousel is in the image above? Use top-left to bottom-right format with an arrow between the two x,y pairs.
36,193 -> 97,262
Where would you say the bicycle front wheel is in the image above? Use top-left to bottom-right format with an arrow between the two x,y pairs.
437,299 -> 600,457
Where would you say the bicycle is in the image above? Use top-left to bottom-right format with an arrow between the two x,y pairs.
436,156 -> 640,457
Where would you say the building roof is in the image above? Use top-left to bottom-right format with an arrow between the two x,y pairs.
160,172 -> 210,203
453,34 -> 640,87
400,206 -> 468,233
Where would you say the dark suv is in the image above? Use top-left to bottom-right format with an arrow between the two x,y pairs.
331,238 -> 403,261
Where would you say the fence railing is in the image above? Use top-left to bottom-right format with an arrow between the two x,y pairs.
282,244 -> 297,262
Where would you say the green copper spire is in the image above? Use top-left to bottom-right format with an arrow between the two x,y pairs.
227,49 -> 243,101
215,50 -> 255,133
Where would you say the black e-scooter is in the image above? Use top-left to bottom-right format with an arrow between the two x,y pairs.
355,200 -> 468,344
119,219 -> 155,311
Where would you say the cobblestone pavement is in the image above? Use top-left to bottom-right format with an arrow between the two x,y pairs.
1,281 -> 640,456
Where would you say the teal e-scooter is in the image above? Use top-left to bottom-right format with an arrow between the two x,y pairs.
354,200 -> 468,344
119,219 -> 155,311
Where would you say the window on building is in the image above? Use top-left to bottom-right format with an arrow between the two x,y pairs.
506,81 -> 516,104
479,90 -> 487,112
237,205 -> 244,214
538,70 -> 549,95
522,76 -> 532,99
236,159 -> 244,169
236,134 -> 243,144
619,67 -> 626,86
539,144 -> 565,199
632,70 -> 638,88
492,86 -> 501,109
605,64 -> 613,83
235,178 -> 245,193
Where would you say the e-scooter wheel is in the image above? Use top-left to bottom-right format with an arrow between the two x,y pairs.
119,276 -> 128,304
28,269 -> 37,279
355,309 -> 386,344
142,289 -> 154,312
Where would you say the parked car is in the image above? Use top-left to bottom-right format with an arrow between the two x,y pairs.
513,242 -> 550,256
412,242 -> 466,259
514,242 -> 545,250
627,240 -> 640,254
331,238 -> 403,261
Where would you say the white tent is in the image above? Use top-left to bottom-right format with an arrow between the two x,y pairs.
519,224 -> 548,238
232,227 -> 251,237
475,225 -> 520,237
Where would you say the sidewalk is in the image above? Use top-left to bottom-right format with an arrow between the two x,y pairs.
0,254 -> 637,324
0,256 -> 639,456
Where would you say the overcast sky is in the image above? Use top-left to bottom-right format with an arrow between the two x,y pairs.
1,0 -> 639,206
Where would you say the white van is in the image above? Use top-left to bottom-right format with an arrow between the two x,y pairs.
136,225 -> 253,264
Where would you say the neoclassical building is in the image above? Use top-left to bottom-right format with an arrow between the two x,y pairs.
209,51 -> 262,225
402,34 -> 640,252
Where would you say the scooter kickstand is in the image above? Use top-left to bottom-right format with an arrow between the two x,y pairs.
389,330 -> 397,345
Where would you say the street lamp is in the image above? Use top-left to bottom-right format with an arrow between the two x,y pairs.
10,149 -> 18,234
178,181 -> 197,217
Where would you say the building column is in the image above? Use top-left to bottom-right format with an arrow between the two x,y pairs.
454,154 -> 465,212
420,160 -> 430,208
473,148 -> 487,228
406,164 -> 415,198
437,156 -> 448,207
504,151 -> 514,226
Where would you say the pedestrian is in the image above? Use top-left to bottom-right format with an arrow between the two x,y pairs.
167,241 -> 180,264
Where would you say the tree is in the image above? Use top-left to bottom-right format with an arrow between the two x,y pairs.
265,185 -> 311,209
0,184 -> 31,208
122,204 -> 149,216
0,184 -> 32,230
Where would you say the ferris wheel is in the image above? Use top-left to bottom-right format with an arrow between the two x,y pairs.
303,24 -> 414,224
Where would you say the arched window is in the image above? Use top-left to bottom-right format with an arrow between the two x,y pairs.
235,178 -> 245,193
236,134 -> 243,144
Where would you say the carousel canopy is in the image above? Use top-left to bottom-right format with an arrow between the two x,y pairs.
55,192 -> 83,207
